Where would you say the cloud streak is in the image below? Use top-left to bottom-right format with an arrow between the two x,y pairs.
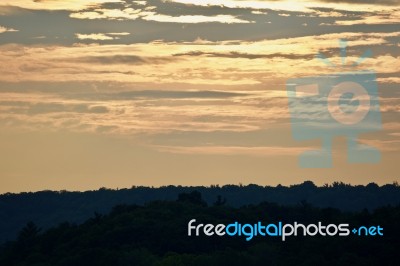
154,145 -> 311,157
0,26 -> 18,33
0,31 -> 399,87
1,0 -> 124,11
76,33 -> 115,40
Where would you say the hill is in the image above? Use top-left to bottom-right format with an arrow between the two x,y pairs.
0,181 -> 399,244
0,192 -> 399,265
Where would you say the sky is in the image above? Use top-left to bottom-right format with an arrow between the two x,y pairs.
0,0 -> 399,193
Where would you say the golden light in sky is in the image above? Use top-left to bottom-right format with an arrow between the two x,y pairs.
0,0 -> 399,193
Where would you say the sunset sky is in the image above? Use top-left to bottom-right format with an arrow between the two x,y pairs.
0,0 -> 399,193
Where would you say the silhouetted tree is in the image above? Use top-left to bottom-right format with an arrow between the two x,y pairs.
17,221 -> 40,242
177,191 -> 207,207
213,195 -> 227,206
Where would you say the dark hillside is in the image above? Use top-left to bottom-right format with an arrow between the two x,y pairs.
0,193 -> 399,266
0,181 -> 399,244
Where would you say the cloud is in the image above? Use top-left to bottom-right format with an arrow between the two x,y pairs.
4,0 -> 399,22
70,8 -> 142,20
166,0 -> 398,12
318,0 -> 400,5
75,33 -> 115,40
141,13 -> 253,24
0,0 -> 124,11
359,139 -> 400,152
251,10 -> 268,15
0,88 -> 286,135
68,90 -> 251,101
26,103 -> 110,115
71,8 -> 252,23
165,0 -> 313,12
87,105 -> 109,113
96,125 -> 119,133
133,1 -> 147,6
377,77 -> 400,84
108,32 -> 130,36
68,0 -> 254,24
0,31 -> 399,86
0,26 -> 18,33
173,51 -> 314,60
1,0 -> 399,190
104,90 -> 250,100
333,10 -> 400,25
73,55 -> 176,65
75,32 -> 130,41
153,145 -> 309,157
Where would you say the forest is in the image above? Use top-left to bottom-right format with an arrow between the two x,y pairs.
1,181 -> 399,244
0,190 -> 399,265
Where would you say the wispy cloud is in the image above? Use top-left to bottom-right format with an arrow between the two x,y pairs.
141,13 -> 253,24
75,32 -> 130,41
153,145 -> 310,156
0,89 -> 288,134
108,32 -> 130,36
173,51 -> 314,60
166,0 -> 399,12
0,0 -> 124,11
71,9 -> 252,23
0,0 -> 399,191
317,0 -> 399,6
0,26 -> 18,33
0,31 -> 398,86
333,10 -> 400,25
70,8 -> 142,20
76,33 -> 115,40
